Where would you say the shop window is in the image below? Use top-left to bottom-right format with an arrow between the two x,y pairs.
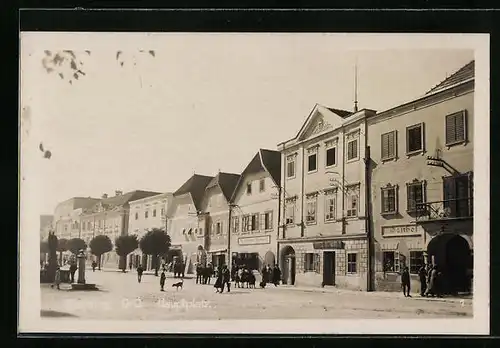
409,251 -> 425,274
347,253 -> 357,274
383,251 -> 406,273
304,253 -> 314,271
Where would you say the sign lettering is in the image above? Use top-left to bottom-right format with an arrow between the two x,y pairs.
238,235 -> 271,246
313,240 -> 344,249
381,225 -> 421,237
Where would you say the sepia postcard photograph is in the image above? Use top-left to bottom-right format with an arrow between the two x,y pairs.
18,32 -> 490,335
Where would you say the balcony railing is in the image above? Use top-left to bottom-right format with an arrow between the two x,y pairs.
415,197 -> 473,222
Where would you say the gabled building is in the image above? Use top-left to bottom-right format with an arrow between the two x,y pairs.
168,174 -> 214,274
229,149 -> 281,271
367,60 -> 474,294
199,172 -> 240,268
127,192 -> 174,270
80,189 -> 161,268
277,104 -> 376,290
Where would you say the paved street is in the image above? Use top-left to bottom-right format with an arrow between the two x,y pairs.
41,269 -> 472,320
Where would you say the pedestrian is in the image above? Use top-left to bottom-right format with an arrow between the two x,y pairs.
137,264 -> 144,283
160,270 -> 166,291
69,261 -> 78,283
221,265 -> 231,293
51,267 -> 61,290
272,264 -> 281,286
196,263 -> 202,284
91,260 -> 97,272
426,265 -> 439,297
418,264 -> 427,296
261,265 -> 268,287
214,266 -> 223,293
401,266 -> 411,297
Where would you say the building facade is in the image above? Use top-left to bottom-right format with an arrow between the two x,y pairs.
53,197 -> 100,240
229,149 -> 281,272
127,192 -> 174,270
277,104 -> 376,290
168,174 -> 213,274
367,61 -> 474,294
80,190 -> 161,268
199,172 -> 240,268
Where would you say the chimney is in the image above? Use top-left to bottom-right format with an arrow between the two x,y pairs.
115,190 -> 123,196
102,193 -> 108,199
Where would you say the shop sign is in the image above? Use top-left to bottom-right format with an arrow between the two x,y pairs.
313,240 -> 344,249
381,225 -> 421,237
238,235 -> 271,246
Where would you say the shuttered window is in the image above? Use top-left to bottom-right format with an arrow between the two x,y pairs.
381,131 -> 396,160
406,123 -> 424,153
446,111 -> 466,145
347,139 -> 358,160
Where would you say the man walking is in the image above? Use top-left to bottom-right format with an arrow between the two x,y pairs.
69,261 -> 78,283
137,264 -> 144,283
91,260 -> 97,272
160,270 -> 166,291
401,266 -> 411,297
418,264 -> 428,296
51,266 -> 61,290
221,265 -> 231,293
196,263 -> 203,284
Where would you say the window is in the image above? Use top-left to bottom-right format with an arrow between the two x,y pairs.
306,196 -> 317,224
199,227 -> 203,235
83,222 -> 86,231
406,123 -> 424,154
161,208 -> 165,216
446,110 -> 467,145
347,253 -> 357,274
145,211 -> 148,219
381,184 -> 398,215
216,222 -> 222,234
231,216 -> 240,233
135,212 -> 138,220
286,155 -> 296,178
383,251 -> 406,273
443,173 -> 473,218
64,224 -> 68,232
259,178 -> 265,192
326,146 -> 336,167
409,251 -> 424,274
347,138 -> 358,161
246,182 -> 252,195
307,147 -> 318,172
407,180 -> 425,212
285,204 -> 295,225
325,190 -> 337,221
381,130 -> 397,160
346,185 -> 360,217
260,211 -> 273,230
304,253 -> 315,271
87,222 -> 91,230
251,213 -> 259,231
153,209 -> 157,217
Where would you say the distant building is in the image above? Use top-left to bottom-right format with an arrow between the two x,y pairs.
277,104 -> 376,290
367,61 -> 474,294
200,172 -> 240,268
53,197 -> 101,240
127,192 -> 174,270
39,215 -> 53,240
79,190 -> 161,268
168,174 -> 213,274
230,149 -> 281,272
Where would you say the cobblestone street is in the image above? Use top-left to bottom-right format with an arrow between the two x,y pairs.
40,269 -> 472,320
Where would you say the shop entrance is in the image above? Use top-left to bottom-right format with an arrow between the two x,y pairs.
322,251 -> 336,286
233,253 -> 259,270
212,254 -> 226,268
281,245 -> 296,285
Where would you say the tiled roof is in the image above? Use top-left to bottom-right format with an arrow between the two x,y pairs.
259,149 -> 281,187
426,60 -> 474,95
207,172 -> 241,202
98,190 -> 161,209
174,174 -> 214,211
325,107 -> 354,118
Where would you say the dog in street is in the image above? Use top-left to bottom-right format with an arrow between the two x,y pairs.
172,280 -> 183,291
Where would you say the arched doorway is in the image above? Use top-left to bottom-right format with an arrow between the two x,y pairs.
264,251 -> 276,267
280,245 -> 296,285
427,234 -> 472,294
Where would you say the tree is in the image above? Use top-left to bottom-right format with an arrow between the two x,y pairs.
56,238 -> 69,264
115,235 -> 138,273
139,228 -> 171,276
47,232 -> 58,281
89,235 -> 113,270
67,238 -> 87,255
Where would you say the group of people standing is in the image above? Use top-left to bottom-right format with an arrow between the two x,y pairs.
400,264 -> 443,298
260,264 -> 282,287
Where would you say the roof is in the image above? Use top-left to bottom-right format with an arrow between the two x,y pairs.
231,149 -> 281,201
426,60 -> 474,95
173,174 -> 214,211
325,107 -> 354,118
206,172 -> 240,202
97,190 -> 161,210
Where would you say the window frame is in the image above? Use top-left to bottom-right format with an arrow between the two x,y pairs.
325,138 -> 338,168
406,122 -> 425,155
347,252 -> 358,274
406,180 -> 426,213
445,110 -> 467,146
383,251 -> 405,273
381,184 -> 398,215
305,194 -> 318,225
381,130 -> 397,161
153,209 -> 157,217
324,189 -> 337,222
346,138 -> 359,162
145,211 -> 149,219
409,250 -> 425,275
285,202 -> 295,225
304,253 -> 315,272
345,184 -> 360,218
307,146 -> 319,173
286,154 -> 297,179
246,182 -> 252,195
259,178 -> 265,192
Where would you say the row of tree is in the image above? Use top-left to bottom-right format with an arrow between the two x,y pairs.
40,228 -> 171,276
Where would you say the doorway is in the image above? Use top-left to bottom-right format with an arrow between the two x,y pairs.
281,245 -> 296,285
322,251 -> 336,286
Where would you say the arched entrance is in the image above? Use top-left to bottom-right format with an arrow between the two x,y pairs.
280,245 -> 296,285
427,234 -> 472,294
264,251 -> 276,267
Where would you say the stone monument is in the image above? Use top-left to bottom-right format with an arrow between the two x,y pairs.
71,249 -> 98,291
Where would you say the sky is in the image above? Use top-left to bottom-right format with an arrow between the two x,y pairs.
20,33 -> 474,216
